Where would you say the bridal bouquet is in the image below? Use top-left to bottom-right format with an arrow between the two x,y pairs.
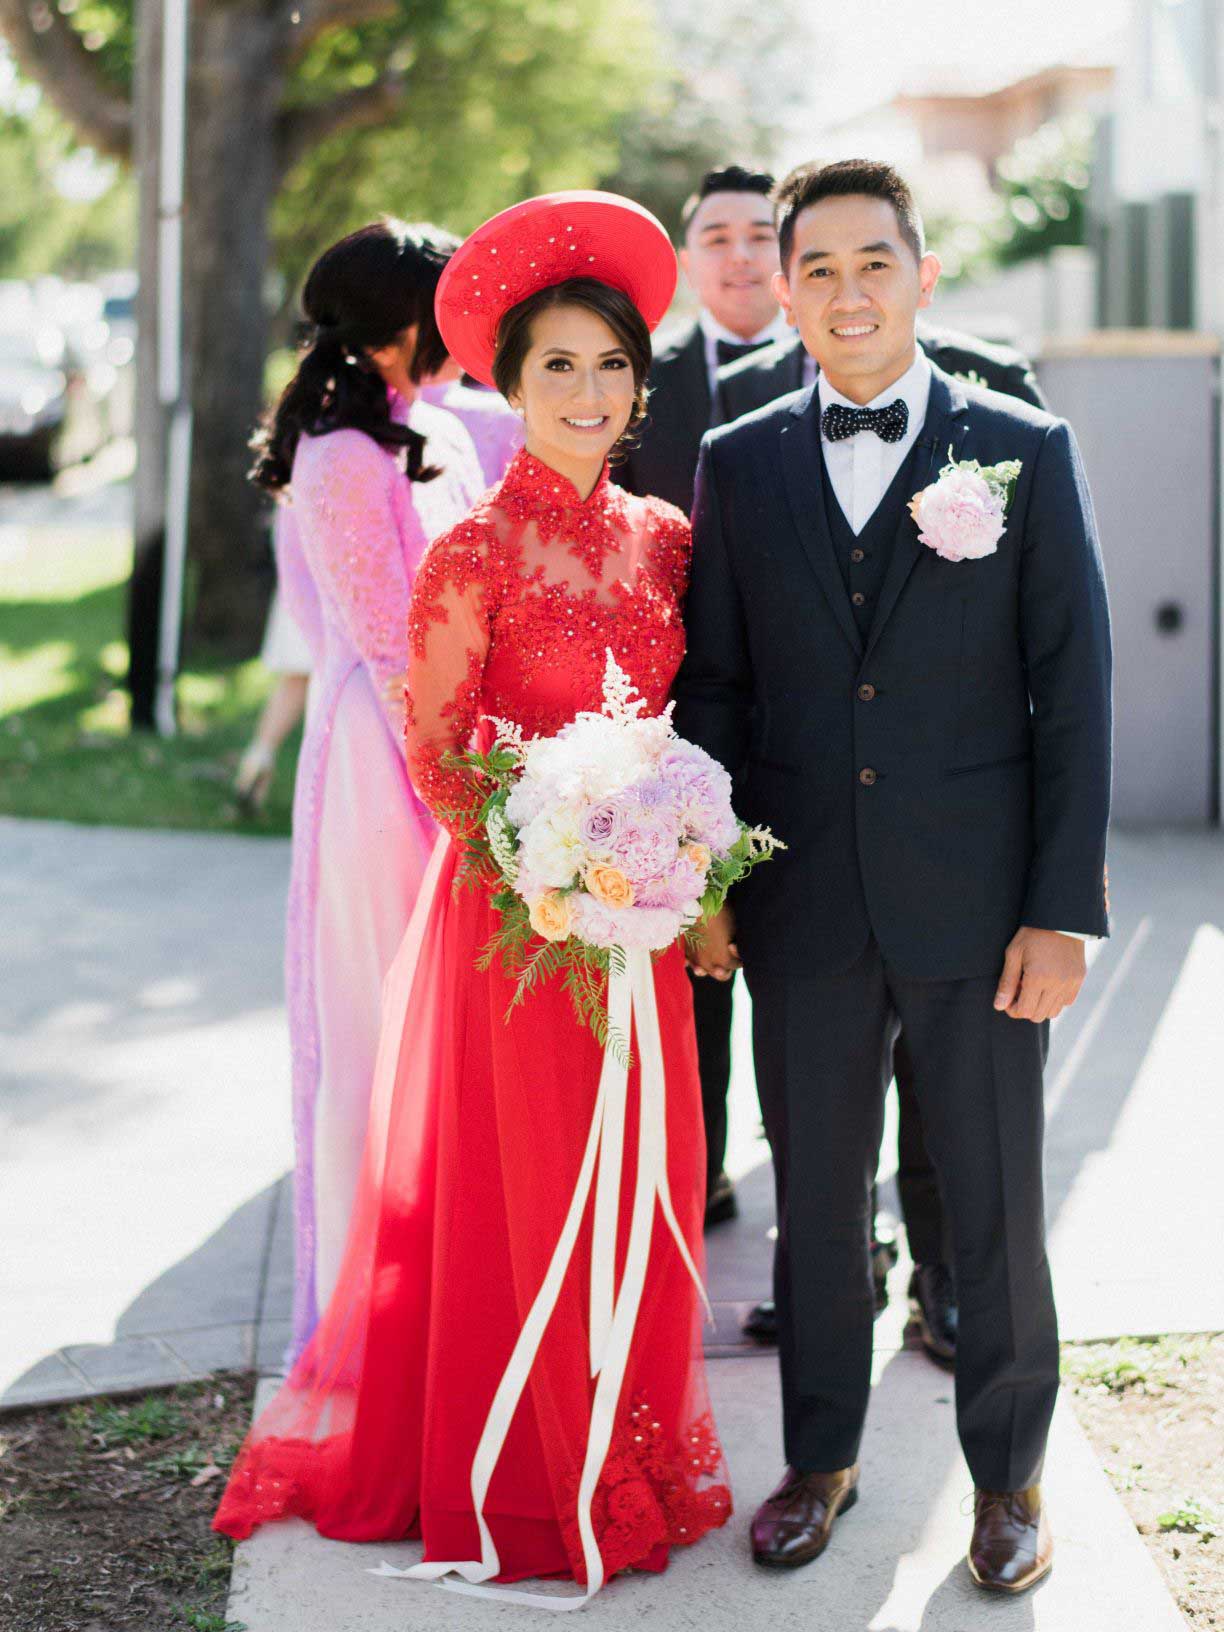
445,652 -> 782,1053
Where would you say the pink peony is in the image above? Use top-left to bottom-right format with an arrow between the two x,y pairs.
569,894 -> 683,952
611,813 -> 678,885
634,854 -> 706,914
910,467 -> 1006,562
656,745 -> 737,854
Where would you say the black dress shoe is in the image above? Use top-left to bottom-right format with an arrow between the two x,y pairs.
751,1465 -> 860,1567
909,1262 -> 957,1365
742,1299 -> 777,1343
870,1213 -> 898,1313
704,1170 -> 738,1227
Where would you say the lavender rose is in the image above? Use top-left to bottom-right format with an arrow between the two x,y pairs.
579,800 -> 625,850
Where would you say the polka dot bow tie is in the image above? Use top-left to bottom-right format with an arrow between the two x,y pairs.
821,398 -> 909,444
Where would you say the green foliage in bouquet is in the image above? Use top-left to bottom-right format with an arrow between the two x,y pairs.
440,742 -> 626,1056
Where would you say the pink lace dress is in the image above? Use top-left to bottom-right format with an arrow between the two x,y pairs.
418,380 -> 523,486
278,395 -> 482,1358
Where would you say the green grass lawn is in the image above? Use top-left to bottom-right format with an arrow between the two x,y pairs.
0,528 -> 297,834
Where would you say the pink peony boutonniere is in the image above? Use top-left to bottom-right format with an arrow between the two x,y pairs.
909,452 -> 1022,562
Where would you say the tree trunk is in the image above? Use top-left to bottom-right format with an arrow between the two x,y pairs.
182,3 -> 287,656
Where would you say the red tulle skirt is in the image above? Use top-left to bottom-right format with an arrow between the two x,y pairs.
214,837 -> 731,1587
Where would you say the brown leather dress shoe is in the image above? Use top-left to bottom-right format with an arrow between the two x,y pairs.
751,1465 -> 859,1568
968,1486 -> 1053,1593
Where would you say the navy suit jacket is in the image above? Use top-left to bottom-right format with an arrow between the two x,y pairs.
673,362 -> 1113,980
615,322 -> 709,514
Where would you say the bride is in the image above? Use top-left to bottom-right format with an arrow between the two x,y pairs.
213,192 -> 731,1603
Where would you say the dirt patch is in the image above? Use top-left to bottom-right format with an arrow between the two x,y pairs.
0,1375 -> 256,1632
1064,1333 -> 1223,1627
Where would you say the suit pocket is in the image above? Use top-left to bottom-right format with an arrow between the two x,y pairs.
945,749 -> 1031,777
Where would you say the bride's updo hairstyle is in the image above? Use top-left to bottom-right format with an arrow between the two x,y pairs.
252,218 -> 459,492
491,277 -> 652,453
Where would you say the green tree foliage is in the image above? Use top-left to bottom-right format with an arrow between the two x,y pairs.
991,113 -> 1093,266
0,52 -> 133,278
930,114 -> 1095,282
2,0 -> 660,302
600,0 -> 816,237
272,0 -> 654,317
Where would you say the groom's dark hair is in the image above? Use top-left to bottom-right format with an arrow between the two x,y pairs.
680,164 -> 775,238
773,159 -> 925,271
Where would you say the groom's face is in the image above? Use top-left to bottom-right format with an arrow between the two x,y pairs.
772,194 -> 941,402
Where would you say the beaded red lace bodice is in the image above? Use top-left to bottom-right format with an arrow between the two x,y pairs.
406,448 -> 691,834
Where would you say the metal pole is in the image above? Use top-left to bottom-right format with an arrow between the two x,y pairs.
153,0 -> 191,738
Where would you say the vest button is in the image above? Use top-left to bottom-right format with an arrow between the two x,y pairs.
851,591 -> 867,607
857,683 -> 876,702
859,767 -> 878,786
850,547 -> 866,564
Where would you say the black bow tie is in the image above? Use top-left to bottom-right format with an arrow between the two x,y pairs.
821,398 -> 909,444
715,337 -> 772,368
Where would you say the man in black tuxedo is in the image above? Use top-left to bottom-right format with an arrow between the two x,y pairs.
721,326 -> 1048,1360
618,165 -> 788,1228
677,159 -> 1111,1592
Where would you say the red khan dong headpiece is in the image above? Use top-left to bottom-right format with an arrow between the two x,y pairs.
435,191 -> 678,388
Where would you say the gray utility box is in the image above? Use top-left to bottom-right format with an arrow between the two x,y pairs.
1037,333 -> 1220,826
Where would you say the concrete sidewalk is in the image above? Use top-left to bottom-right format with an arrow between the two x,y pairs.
1,817 -> 295,1405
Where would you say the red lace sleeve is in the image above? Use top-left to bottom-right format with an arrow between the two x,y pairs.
405,509 -> 499,837
646,499 -> 692,603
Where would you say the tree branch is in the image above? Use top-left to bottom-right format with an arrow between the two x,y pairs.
0,0 -> 131,160
276,71 -> 404,176
281,0 -> 398,64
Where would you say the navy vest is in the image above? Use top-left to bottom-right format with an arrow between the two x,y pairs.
820,436 -> 924,642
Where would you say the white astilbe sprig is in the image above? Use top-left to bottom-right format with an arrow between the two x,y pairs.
486,805 -> 519,881
485,713 -> 528,765
744,825 -> 787,858
600,649 -> 649,724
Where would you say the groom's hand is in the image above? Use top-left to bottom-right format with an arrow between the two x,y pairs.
994,927 -> 1086,1023
688,905 -> 740,981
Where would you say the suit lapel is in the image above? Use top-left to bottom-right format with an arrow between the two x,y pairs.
863,365 -> 970,664
779,387 -> 864,657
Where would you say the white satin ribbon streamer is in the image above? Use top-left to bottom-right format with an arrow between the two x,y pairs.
371,945 -> 710,1610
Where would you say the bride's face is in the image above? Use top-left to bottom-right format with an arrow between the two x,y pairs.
509,304 -> 636,486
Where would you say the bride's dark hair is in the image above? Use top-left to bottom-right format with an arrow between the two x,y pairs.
251,219 -> 459,493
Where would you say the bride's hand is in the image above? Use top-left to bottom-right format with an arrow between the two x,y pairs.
687,905 -> 740,981
384,671 -> 408,711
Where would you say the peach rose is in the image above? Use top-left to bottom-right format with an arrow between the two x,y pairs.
682,842 -> 712,875
584,864 -> 636,910
528,891 -> 573,942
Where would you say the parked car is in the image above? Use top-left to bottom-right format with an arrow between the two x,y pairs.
0,323 -> 71,477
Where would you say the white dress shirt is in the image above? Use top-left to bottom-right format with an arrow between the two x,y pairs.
699,309 -> 790,401
818,350 -> 932,535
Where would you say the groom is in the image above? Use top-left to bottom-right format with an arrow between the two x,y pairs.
676,158 -> 1112,1593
